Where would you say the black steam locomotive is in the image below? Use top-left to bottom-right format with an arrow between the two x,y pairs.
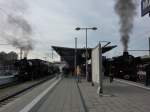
14,58 -> 60,81
107,52 -> 141,81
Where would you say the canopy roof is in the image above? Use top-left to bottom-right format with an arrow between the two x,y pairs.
52,45 -> 117,66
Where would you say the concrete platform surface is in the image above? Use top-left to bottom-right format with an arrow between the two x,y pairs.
36,78 -> 85,112
78,78 -> 150,112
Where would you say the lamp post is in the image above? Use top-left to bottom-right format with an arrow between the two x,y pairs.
75,27 -> 97,81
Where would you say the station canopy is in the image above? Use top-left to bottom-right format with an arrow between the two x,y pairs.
52,45 -> 117,67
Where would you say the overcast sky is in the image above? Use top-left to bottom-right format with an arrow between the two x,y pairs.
0,0 -> 150,60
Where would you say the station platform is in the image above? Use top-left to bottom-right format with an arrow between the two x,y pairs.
0,76 -> 150,112
79,78 -> 150,112
37,77 -> 84,112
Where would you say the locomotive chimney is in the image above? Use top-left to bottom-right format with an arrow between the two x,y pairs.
23,57 -> 27,60
20,48 -> 23,60
123,51 -> 129,56
24,56 -> 27,59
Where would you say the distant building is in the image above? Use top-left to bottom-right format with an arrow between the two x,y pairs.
7,52 -> 18,61
0,51 -> 18,76
0,52 -> 7,65
0,51 -> 18,65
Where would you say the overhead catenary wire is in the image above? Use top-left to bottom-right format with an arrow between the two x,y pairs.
128,50 -> 150,51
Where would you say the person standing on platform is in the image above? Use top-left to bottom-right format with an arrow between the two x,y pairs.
77,65 -> 81,82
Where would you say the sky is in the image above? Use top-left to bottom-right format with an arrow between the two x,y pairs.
0,0 -> 150,61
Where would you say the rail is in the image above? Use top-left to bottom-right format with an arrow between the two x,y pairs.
0,75 -> 55,104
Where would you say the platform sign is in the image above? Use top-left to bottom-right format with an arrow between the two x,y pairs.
92,43 -> 103,94
141,0 -> 150,16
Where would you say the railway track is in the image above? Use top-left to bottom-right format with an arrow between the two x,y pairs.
0,75 -> 17,89
0,75 -> 55,107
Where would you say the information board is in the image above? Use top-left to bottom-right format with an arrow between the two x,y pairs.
92,43 -> 103,84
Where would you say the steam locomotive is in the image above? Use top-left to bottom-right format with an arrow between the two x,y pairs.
107,52 -> 141,81
14,58 -> 60,81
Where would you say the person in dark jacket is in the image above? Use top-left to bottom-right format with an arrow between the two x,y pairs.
109,62 -> 114,83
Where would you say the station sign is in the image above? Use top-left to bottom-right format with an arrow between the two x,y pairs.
141,0 -> 150,16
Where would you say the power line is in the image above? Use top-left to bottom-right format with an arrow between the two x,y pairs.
0,43 -> 11,45
128,50 -> 150,51
0,41 -> 33,46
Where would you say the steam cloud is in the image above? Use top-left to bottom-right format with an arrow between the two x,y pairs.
0,0 -> 33,58
7,15 -> 33,57
115,0 -> 137,52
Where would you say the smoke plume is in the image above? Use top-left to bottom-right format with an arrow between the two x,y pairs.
0,0 -> 33,58
7,15 -> 33,57
115,0 -> 137,52
2,15 -> 33,58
